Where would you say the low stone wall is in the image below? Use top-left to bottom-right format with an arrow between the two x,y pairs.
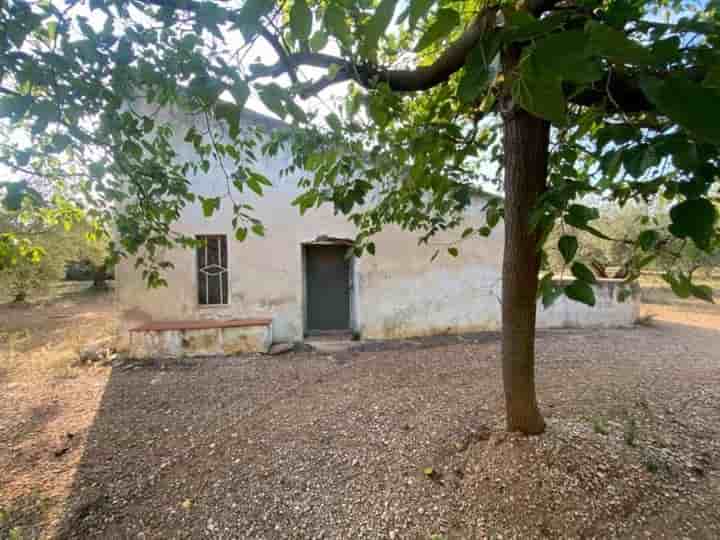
129,320 -> 272,359
537,279 -> 640,329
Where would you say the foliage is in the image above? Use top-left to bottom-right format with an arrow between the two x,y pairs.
547,201 -> 720,287
1,0 -> 717,305
0,182 -> 108,301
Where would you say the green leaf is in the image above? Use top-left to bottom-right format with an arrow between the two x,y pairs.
251,222 -> 265,236
361,0 -> 398,59
530,30 -> 601,84
230,80 -> 250,110
409,0 -> 436,29
235,227 -> 248,242
565,204 -> 599,228
651,36 -> 682,65
486,206 -> 501,228
703,64 -> 720,90
200,196 -> 221,217
309,30 -> 328,52
415,8 -> 460,52
502,9 -> 564,42
257,84 -> 287,119
457,34 -> 500,104
512,71 -> 565,125
586,22 -> 653,65
246,175 -> 264,196
0,94 -> 33,120
565,280 -> 596,306
461,227 -> 474,239
538,272 -> 562,308
324,5 -> 351,48
16,150 -> 31,167
290,0 -> 312,42
571,261 -> 596,284
123,140 -> 142,160
448,247 -> 458,257
237,0 -> 274,39
215,102 -> 242,138
640,76 -> 720,145
368,93 -> 390,127
596,124 -> 641,152
366,242 -> 376,255
662,272 -> 691,298
690,284 -> 714,303
47,20 -> 58,42
558,235 -> 578,263
638,230 -> 658,251
542,283 -> 564,308
668,198 -> 717,250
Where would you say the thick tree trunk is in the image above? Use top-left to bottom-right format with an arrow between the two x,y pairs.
501,104 -> 550,435
92,263 -> 109,290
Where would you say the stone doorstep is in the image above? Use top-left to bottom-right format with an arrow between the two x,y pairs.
304,338 -> 357,354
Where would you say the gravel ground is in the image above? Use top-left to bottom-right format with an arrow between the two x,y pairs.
2,304 -> 720,539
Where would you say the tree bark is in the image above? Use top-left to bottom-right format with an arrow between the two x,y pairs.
92,263 -> 109,290
501,95 -> 550,435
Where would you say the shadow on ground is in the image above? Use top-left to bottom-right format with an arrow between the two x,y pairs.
52,318 -> 720,539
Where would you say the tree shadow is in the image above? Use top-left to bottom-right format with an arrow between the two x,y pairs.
50,319 -> 720,539
52,355 -> 336,539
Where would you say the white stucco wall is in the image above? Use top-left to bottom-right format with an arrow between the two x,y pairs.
115,104 -> 641,347
115,105 -> 505,344
537,279 -> 640,328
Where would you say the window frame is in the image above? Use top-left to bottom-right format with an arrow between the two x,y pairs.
195,234 -> 230,307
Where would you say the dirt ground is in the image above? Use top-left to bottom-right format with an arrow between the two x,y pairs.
1,282 -> 719,539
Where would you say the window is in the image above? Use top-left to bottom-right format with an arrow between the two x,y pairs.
196,235 -> 229,305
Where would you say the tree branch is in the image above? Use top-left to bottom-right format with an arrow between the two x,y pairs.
568,74 -> 651,113
373,9 -> 498,92
252,8 -> 498,95
256,25 -> 300,86
568,66 -> 707,113
138,0 -> 499,95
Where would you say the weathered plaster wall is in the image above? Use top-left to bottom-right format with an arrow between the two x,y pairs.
115,104 -> 504,344
537,280 -> 640,328
128,324 -> 272,359
116,105 -> 641,349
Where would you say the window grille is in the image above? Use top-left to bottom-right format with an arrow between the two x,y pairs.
196,235 -> 229,305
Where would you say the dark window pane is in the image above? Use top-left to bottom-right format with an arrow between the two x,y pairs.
196,235 -> 228,305
207,274 -> 221,304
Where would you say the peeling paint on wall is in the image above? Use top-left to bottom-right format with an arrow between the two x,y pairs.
116,105 -> 641,349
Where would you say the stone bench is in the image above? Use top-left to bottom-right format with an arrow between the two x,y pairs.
129,318 -> 272,359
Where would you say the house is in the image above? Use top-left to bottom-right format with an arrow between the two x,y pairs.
116,105 -> 639,358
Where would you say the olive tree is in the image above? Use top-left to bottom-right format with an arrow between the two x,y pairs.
1,0 -> 718,433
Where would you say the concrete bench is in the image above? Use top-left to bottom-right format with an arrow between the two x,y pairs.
129,318 -> 273,359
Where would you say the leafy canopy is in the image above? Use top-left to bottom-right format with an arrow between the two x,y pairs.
0,0 -> 718,303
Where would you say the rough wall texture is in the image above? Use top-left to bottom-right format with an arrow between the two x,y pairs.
129,324 -> 272,359
537,280 -> 641,328
115,105 -> 640,351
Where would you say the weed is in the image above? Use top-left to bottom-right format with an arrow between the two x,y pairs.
624,417 -> 638,447
645,457 -> 659,473
592,416 -> 609,435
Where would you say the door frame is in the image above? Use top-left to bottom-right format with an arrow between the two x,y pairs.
301,239 -> 357,337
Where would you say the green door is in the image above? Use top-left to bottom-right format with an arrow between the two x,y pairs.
306,245 -> 351,333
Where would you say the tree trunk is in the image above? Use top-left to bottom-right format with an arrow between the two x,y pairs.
92,263 -> 109,290
501,102 -> 550,435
